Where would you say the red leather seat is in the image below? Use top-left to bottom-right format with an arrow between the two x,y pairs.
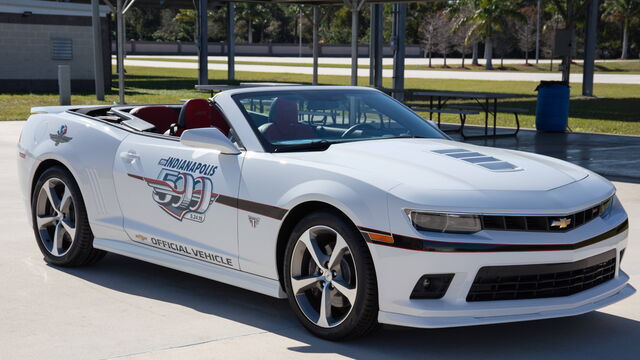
130,106 -> 178,134
172,98 -> 214,136
211,105 -> 230,136
260,98 -> 315,142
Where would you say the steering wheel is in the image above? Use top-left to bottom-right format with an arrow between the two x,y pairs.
341,123 -> 376,138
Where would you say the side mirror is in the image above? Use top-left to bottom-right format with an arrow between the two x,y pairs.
180,128 -> 241,155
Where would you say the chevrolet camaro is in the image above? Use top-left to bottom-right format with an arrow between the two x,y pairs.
17,86 -> 633,340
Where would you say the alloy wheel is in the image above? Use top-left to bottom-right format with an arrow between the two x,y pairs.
35,178 -> 77,257
290,225 -> 358,328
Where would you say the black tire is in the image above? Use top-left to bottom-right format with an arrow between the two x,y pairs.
283,210 -> 379,340
31,166 -> 106,267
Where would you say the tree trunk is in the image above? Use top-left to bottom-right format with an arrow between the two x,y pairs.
248,17 -> 252,43
471,42 -> 479,65
484,37 -> 493,70
525,50 -> 529,65
428,49 -> 432,67
501,56 -> 504,68
443,51 -> 447,67
621,17 -> 629,59
462,51 -> 466,68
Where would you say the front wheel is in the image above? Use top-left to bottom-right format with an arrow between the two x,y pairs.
283,211 -> 379,340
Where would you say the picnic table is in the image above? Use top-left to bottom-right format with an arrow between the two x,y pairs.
411,90 -> 529,139
195,82 -> 301,97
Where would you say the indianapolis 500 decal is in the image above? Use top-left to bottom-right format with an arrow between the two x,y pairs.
128,157 -> 219,223
50,125 -> 72,146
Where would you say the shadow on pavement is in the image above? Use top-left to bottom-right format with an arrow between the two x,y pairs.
55,253 -> 640,359
445,127 -> 640,183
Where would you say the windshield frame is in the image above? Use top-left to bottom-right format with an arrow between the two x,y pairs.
231,88 -> 447,153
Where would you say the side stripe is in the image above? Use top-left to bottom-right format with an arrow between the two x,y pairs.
216,194 -> 288,220
127,173 -> 288,220
360,219 -> 629,253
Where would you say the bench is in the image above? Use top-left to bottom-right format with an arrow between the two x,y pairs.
448,105 -> 528,137
408,105 -> 480,134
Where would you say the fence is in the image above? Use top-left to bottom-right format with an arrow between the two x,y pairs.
111,40 -> 425,58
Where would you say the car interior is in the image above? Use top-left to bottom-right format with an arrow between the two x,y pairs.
238,94 -> 415,144
74,98 -> 232,139
73,92 -> 441,150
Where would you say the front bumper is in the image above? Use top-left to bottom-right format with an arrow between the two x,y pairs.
367,222 -> 633,329
379,273 -> 634,328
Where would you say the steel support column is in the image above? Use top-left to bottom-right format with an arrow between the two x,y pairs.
369,4 -> 375,85
312,6 -> 319,85
535,0 -> 541,64
198,0 -> 208,85
227,2 -> 236,82
582,0 -> 598,96
350,4 -> 359,85
116,0 -> 125,104
369,3 -> 383,88
392,3 -> 406,101
91,0 -> 104,100
344,0 -> 365,86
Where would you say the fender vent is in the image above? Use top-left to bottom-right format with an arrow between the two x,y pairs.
85,168 -> 107,215
432,148 -> 520,172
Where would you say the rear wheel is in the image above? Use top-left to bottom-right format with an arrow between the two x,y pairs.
283,211 -> 378,340
32,166 -> 105,266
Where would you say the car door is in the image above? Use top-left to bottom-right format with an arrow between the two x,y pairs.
112,133 -> 244,270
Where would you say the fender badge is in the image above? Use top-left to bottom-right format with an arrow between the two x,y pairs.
50,125 -> 72,146
248,216 -> 260,228
134,234 -> 147,241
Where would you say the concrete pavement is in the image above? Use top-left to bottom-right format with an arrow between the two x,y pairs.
117,57 -> 640,84
0,121 -> 638,359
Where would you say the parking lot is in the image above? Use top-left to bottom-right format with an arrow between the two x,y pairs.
1,120 -> 638,360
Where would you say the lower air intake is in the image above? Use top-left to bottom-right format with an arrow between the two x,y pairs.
467,249 -> 616,302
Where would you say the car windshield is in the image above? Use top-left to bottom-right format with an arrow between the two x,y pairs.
232,89 -> 445,152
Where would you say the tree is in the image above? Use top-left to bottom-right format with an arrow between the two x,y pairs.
126,7 -> 158,41
453,23 -> 472,68
453,0 -> 525,70
541,13 -> 564,71
603,0 -> 640,59
548,0 -> 591,80
449,5 -> 477,67
152,9 -> 181,41
434,12 -> 455,67
420,12 -> 444,67
516,6 -> 536,65
494,29 -> 515,68
173,9 -> 197,41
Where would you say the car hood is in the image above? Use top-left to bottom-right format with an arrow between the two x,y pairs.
283,138 -> 590,192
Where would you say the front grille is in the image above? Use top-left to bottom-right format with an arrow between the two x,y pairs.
481,197 -> 612,232
467,249 -> 616,302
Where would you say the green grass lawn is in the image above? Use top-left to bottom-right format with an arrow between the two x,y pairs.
1,65 -> 639,136
125,56 -> 640,74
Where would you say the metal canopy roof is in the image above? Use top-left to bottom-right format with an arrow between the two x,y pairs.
69,0 -> 599,105
64,0 -> 424,9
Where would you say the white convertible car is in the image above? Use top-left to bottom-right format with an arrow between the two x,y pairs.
18,86 -> 633,339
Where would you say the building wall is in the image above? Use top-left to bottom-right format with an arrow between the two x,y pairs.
0,10 -> 110,92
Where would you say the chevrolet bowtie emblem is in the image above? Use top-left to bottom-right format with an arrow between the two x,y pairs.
551,217 -> 572,229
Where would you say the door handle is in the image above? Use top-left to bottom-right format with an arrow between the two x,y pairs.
120,151 -> 140,163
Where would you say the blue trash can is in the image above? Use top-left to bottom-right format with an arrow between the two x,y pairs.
535,81 -> 570,132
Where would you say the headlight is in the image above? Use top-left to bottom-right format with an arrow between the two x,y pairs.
599,196 -> 614,218
406,210 -> 481,234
